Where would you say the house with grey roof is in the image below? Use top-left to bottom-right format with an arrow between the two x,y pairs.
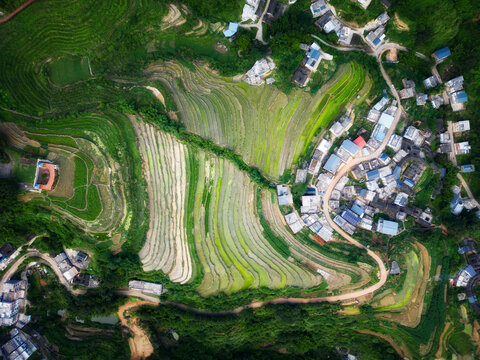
424,75 -> 439,89
276,185 -> 293,206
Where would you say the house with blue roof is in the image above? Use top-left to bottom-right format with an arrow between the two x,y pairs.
351,204 -> 365,217
377,219 -> 398,236
433,47 -> 451,62
340,139 -> 359,156
223,22 -> 239,38
461,164 -> 475,173
451,193 -> 464,215
366,169 -> 379,181
458,246 -> 471,255
324,154 -> 342,174
393,166 -> 401,181
372,123 -> 388,142
404,179 -> 415,188
452,91 -> 468,104
341,209 -> 360,226
465,265 -> 477,278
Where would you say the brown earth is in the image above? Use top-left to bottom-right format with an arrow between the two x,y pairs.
436,321 -> 453,359
118,300 -> 159,360
394,13 -> 410,31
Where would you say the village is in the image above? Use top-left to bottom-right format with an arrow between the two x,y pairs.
0,236 -> 164,360
277,41 -> 478,245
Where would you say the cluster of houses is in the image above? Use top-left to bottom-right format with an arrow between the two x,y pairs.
418,47 -> 468,112
311,0 -> 357,46
54,251 -> 99,288
455,239 -> 480,314
1,329 -> 37,360
0,279 -> 30,328
292,42 -> 333,87
241,0 -> 265,22
439,120 -> 471,157
241,0 -> 286,23
128,280 -> 163,296
244,58 -> 276,85
364,13 -> 390,49
277,91 -> 440,240
310,0 -> 390,50
0,243 -> 19,271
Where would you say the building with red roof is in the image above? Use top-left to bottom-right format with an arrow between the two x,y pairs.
353,136 -> 367,149
33,160 -> 57,191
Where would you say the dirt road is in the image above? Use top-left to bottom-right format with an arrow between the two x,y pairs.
1,249 -> 86,296
0,0 -> 37,24
118,300 -> 158,360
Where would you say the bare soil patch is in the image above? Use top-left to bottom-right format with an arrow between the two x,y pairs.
118,300 -> 158,360
394,13 -> 410,31
144,86 -> 166,107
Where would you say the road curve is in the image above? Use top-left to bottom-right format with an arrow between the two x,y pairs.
0,0 -> 37,24
1,249 -> 86,296
318,45 -> 405,298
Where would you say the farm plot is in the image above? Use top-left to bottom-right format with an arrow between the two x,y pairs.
47,56 -> 92,85
0,0 -> 133,114
373,242 -> 431,327
260,190 -> 373,292
134,120 -> 321,295
145,61 -> 367,179
2,110 -> 146,247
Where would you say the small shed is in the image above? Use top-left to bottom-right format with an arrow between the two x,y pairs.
390,260 -> 400,275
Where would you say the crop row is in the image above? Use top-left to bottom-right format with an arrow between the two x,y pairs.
147,61 -> 367,179
134,120 -> 320,295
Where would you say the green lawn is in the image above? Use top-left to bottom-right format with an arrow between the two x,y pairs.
47,56 -> 91,85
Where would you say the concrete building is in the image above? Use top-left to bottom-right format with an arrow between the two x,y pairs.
295,168 -> 308,183
128,280 -> 163,296
285,212 -> 304,234
423,75 -> 439,89
276,185 -> 293,206
416,93 -> 428,106
1,329 -> 37,360
365,25 -> 386,48
455,142 -> 471,155
394,192 -> 409,207
329,115 -> 352,137
245,58 -> 275,85
310,0 -> 328,17
387,134 -> 403,152
430,95 -> 444,109
453,120 -> 470,132
377,219 -> 399,236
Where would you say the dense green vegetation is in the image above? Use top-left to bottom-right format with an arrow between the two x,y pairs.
138,303 -> 400,360
2,0 -> 480,358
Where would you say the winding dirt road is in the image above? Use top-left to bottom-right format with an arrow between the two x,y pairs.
0,0 -> 37,24
118,300 -> 158,360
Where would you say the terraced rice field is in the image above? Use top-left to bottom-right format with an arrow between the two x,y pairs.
260,190 -> 373,291
134,120 -> 321,295
0,0 -> 134,114
1,110 -> 146,247
146,61 -> 367,178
